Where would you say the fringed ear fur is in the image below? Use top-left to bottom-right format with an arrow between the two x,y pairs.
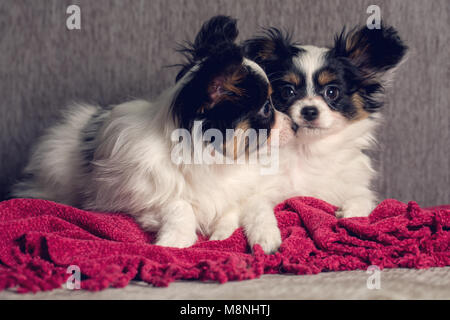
175,15 -> 239,82
329,24 -> 408,112
243,28 -> 301,65
331,24 -> 408,81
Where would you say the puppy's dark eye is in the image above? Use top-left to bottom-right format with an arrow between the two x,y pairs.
259,100 -> 272,118
281,85 -> 296,100
324,86 -> 340,101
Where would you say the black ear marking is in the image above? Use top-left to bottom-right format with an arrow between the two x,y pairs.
207,67 -> 247,107
243,27 -> 302,64
171,42 -> 245,130
328,24 -> 407,115
191,15 -> 239,57
331,24 -> 408,74
175,16 -> 239,82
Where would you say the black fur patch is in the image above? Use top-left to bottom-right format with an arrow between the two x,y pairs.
80,108 -> 110,168
331,24 -> 408,73
327,24 -> 408,113
243,28 -> 302,65
175,15 -> 239,83
171,16 -> 276,145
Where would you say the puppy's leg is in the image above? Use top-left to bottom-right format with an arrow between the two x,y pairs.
210,206 -> 239,241
153,200 -> 198,248
336,195 -> 376,218
241,196 -> 281,254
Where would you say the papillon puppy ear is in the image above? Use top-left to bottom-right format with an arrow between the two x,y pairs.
172,43 -> 247,130
176,15 -> 239,82
329,24 -> 408,112
243,28 -> 301,65
331,24 -> 408,82
190,15 -> 239,59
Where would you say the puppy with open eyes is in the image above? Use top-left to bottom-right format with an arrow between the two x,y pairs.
244,24 -> 407,217
12,16 -> 295,253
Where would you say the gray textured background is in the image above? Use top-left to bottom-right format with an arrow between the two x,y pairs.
0,0 -> 448,206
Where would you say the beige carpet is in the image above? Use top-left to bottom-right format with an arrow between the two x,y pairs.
1,267 -> 449,300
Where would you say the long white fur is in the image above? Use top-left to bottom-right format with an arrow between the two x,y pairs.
277,116 -> 379,218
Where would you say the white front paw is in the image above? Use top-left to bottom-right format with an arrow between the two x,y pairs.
155,230 -> 197,248
247,225 -> 282,254
210,227 -> 235,241
336,199 -> 375,218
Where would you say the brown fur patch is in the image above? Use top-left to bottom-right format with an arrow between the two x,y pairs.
258,40 -> 276,60
222,70 -> 246,97
346,31 -> 369,64
282,72 -> 301,86
317,70 -> 337,86
198,104 -> 207,114
235,119 -> 251,132
233,120 -> 251,160
206,67 -> 247,111
268,84 -> 273,98
221,120 -> 252,160
351,92 -> 369,121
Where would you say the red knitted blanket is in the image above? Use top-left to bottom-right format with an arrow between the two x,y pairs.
0,197 -> 448,293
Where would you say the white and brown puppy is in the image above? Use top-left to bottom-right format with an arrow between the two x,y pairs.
244,25 -> 408,217
12,16 -> 295,253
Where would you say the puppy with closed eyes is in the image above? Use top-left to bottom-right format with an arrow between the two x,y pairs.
244,24 -> 407,217
12,16 -> 295,253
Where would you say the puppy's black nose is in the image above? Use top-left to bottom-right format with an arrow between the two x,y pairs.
301,106 -> 319,121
